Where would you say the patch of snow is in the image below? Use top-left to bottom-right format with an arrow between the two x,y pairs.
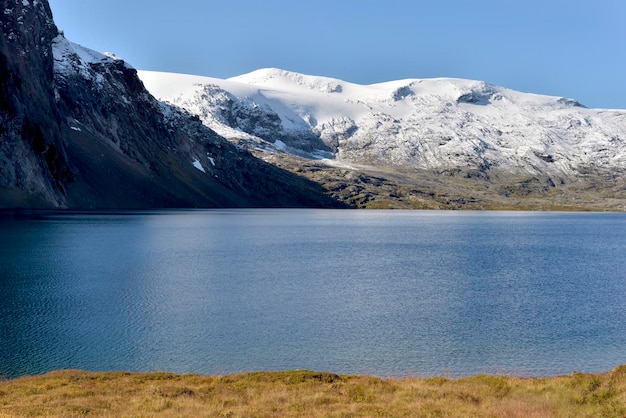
52,35 -> 134,77
156,101 -> 175,119
70,126 -> 82,132
102,52 -> 120,60
22,0 -> 29,7
207,155 -> 216,166
103,52 -> 135,69
319,158 -> 375,171
94,73 -> 105,85
274,139 -> 287,150
52,35 -> 114,79
192,159 -> 205,173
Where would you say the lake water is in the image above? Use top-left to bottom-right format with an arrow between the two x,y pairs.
1,209 -> 625,379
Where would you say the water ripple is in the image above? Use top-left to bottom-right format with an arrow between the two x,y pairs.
1,210 -> 625,378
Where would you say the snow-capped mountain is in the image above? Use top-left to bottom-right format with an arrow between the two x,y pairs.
139,68 -> 626,180
3,0 -> 623,209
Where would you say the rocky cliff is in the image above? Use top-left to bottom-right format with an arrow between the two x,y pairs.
0,0 -> 342,209
0,0 -> 70,207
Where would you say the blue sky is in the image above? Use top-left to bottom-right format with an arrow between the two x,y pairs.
48,0 -> 626,109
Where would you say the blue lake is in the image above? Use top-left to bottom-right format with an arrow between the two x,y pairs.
1,209 -> 625,379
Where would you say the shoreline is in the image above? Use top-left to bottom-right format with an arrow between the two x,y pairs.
2,364 -> 620,382
1,366 -> 625,416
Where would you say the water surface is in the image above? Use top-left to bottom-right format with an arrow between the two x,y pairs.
1,209 -> 625,378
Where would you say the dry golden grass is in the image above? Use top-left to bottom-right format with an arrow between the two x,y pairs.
0,366 -> 625,417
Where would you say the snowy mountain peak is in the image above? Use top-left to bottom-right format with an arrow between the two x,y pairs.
229,68 -> 345,94
139,68 -> 626,178
227,69 -> 584,110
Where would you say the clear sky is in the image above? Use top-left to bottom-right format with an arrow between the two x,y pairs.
48,0 -> 626,109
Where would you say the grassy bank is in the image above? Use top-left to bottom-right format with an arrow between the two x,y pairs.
1,367 -> 625,417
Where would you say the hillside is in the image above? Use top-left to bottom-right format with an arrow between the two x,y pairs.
139,69 -> 626,210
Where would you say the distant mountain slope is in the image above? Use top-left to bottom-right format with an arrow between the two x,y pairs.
139,68 -> 626,180
0,1 -> 342,209
138,68 -> 626,210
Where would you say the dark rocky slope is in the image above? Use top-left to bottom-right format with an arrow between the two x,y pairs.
0,0 -> 70,207
0,0 -> 342,209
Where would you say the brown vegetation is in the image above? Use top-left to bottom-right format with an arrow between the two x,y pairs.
257,152 -> 626,211
1,366 -> 625,417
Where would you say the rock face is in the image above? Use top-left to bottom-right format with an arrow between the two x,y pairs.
0,0 -> 70,207
0,1 -> 342,209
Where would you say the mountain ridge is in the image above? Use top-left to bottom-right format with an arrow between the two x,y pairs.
2,0 -> 624,210
139,68 -> 626,175
138,68 -> 626,210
